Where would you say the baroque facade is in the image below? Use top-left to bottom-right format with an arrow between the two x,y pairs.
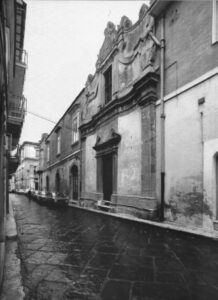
80,4 -> 159,219
38,1 -> 218,236
0,0 -> 27,286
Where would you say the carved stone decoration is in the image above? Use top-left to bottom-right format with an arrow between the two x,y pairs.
81,96 -> 89,121
95,135 -> 101,146
139,14 -> 157,71
139,3 -> 149,20
96,22 -> 117,69
142,14 -> 154,40
93,129 -> 121,154
120,16 -> 132,30
85,74 -> 94,87
140,37 -> 156,71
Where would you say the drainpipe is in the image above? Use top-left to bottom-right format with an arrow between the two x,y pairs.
160,15 -> 165,221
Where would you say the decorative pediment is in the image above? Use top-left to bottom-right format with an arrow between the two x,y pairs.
96,22 -> 117,69
93,128 -> 121,152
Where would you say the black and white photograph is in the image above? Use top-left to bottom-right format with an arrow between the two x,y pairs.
1,0 -> 218,299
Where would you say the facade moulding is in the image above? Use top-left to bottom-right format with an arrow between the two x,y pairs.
45,150 -> 80,171
156,67 -> 218,105
93,130 -> 121,156
80,70 -> 159,138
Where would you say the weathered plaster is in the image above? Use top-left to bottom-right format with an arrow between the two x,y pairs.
85,134 -> 97,193
157,73 -> 218,230
117,109 -> 141,195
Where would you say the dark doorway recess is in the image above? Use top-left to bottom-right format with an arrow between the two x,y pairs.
46,176 -> 49,192
55,172 -> 60,193
103,154 -> 113,202
71,165 -> 78,200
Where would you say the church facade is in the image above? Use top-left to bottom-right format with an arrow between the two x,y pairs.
80,4 -> 160,219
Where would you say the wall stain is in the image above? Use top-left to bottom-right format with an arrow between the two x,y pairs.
168,190 -> 213,223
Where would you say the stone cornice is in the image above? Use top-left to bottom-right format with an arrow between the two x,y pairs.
80,70 -> 159,138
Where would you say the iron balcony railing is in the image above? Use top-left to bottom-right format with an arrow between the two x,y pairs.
15,48 -> 28,66
8,96 -> 26,124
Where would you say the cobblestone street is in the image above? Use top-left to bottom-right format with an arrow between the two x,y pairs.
10,194 -> 218,300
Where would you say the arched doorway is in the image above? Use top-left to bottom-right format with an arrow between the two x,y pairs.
70,165 -> 78,200
55,171 -> 60,193
46,176 -> 50,192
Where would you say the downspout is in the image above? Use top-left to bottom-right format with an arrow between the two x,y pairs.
160,15 -> 165,221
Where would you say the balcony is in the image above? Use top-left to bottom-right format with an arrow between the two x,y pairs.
15,48 -> 28,67
7,96 -> 26,149
8,153 -> 20,178
8,96 -> 26,125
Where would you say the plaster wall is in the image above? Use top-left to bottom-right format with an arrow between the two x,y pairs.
157,73 -> 218,229
85,134 -> 97,193
154,1 -> 218,95
117,109 -> 141,195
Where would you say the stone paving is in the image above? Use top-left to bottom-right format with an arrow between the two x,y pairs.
10,194 -> 218,300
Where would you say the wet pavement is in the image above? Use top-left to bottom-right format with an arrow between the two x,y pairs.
10,194 -> 218,300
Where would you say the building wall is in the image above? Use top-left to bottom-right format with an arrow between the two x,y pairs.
0,0 -> 27,286
155,1 -> 218,95
38,92 -> 85,199
151,0 -> 218,232
41,156 -> 80,198
15,159 -> 38,190
156,66 -> 218,231
15,142 -> 39,191
117,109 -> 141,195
84,134 -> 97,195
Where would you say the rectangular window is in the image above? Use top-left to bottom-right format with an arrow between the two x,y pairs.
72,113 -> 79,144
212,0 -> 218,43
35,148 -> 39,158
47,143 -> 50,161
57,131 -> 61,154
104,66 -> 112,104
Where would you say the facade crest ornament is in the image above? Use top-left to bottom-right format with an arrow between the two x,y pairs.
139,15 -> 159,70
139,3 -> 149,20
85,74 -> 94,88
96,22 -> 117,69
119,16 -> 132,30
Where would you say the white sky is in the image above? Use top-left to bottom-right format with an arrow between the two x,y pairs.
21,0 -> 147,143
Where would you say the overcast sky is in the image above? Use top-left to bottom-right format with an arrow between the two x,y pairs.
21,0 -> 146,144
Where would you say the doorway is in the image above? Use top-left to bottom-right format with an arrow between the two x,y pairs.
71,165 -> 78,200
102,154 -> 113,201
46,176 -> 50,192
55,172 -> 60,193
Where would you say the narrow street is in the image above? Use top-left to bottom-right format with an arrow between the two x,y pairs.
11,193 -> 218,300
